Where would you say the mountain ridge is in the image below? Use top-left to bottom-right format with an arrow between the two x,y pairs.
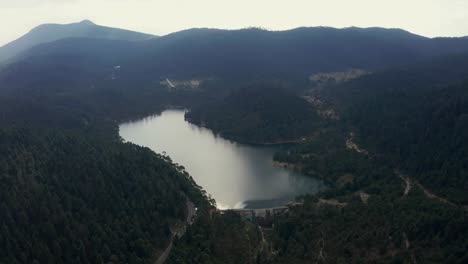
0,20 -> 155,63
5,25 -> 468,81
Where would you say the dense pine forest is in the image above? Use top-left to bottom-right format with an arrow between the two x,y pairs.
322,55 -> 468,203
186,84 -> 321,143
272,189 -> 468,263
0,19 -> 468,264
272,130 -> 468,263
0,129 -> 205,264
168,211 -> 265,264
268,54 -> 468,263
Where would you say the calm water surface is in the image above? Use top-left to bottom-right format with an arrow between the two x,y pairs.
119,110 -> 324,209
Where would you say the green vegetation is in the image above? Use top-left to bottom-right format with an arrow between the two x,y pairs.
272,188 -> 468,264
1,20 -> 468,264
273,130 -> 384,187
0,129 -> 208,264
186,84 -> 321,143
268,55 -> 468,263
324,56 -> 468,203
168,211 -> 265,264
0,51 -> 209,264
272,127 -> 468,264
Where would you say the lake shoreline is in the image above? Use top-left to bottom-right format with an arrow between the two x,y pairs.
119,109 -> 324,209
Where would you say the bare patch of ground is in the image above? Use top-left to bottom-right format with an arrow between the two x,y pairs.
309,69 -> 369,84
303,95 -> 340,120
346,132 -> 369,155
304,69 -> 369,121
358,191 -> 370,204
396,170 -> 467,211
402,232 -> 418,264
160,79 -> 203,90
318,198 -> 348,207
316,232 -> 326,264
396,171 -> 412,197
414,181 -> 455,206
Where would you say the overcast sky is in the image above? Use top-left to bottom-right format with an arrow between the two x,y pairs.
1,0 -> 468,46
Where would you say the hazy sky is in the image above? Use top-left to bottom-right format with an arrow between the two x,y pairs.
1,0 -> 468,46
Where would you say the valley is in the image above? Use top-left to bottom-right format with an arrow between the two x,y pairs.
0,18 -> 467,264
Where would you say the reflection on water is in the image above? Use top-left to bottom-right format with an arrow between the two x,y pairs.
119,110 -> 324,209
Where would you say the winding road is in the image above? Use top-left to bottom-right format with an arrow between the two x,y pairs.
155,199 -> 196,264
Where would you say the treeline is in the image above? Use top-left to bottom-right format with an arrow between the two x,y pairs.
268,54 -> 468,263
324,54 -> 468,203
168,211 -> 265,264
0,42 -> 215,263
0,62 -> 212,263
1,25 -> 468,263
272,130 -> 468,263
273,130 -> 393,191
8,26 -> 468,80
272,186 -> 468,264
186,84 -> 321,143
0,128 -> 209,264
0,67 -> 205,130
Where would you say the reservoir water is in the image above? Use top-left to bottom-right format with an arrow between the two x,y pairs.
119,109 -> 324,209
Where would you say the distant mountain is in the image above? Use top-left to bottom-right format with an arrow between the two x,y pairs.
0,20 -> 155,63
3,26 -> 468,89
130,27 -> 468,78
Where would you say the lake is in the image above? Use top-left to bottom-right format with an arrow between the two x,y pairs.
119,109 -> 324,209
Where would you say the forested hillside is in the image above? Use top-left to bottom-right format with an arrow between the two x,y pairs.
0,38 -> 208,264
3,26 -> 468,83
0,129 -> 207,264
168,211 -> 265,264
132,27 -> 468,78
268,54 -> 468,263
323,54 -> 468,203
186,85 -> 321,143
270,112 -> 468,264
273,188 -> 468,264
1,20 -> 468,264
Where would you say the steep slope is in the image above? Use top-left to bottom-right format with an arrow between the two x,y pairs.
319,54 -> 468,203
0,129 -> 204,264
0,20 -> 154,63
186,84 -> 321,143
266,54 -> 468,264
